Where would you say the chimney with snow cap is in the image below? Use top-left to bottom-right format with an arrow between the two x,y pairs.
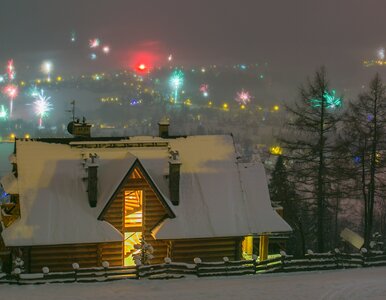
87,153 -> 98,207
169,150 -> 181,205
158,119 -> 170,138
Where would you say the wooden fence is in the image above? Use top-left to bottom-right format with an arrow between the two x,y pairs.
1,249 -> 386,284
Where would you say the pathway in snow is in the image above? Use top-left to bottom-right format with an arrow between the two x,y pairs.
2,267 -> 386,300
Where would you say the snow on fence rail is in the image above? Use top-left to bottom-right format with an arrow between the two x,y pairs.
1,249 -> 386,284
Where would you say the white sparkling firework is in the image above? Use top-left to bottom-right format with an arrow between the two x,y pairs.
33,90 -> 52,127
378,48 -> 385,60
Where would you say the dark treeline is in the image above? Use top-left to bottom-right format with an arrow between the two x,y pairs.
269,68 -> 386,256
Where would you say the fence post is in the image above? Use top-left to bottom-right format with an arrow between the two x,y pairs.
42,267 -> 49,281
223,257 -> 229,276
13,267 -> 21,284
164,257 -> 171,276
334,248 -> 341,269
102,261 -> 109,280
194,257 -> 201,277
360,248 -> 368,267
252,254 -> 258,274
134,259 -> 142,279
280,251 -> 287,272
72,263 -> 79,282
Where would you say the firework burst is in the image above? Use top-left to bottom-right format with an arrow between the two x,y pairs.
33,90 -> 52,127
235,89 -> 252,105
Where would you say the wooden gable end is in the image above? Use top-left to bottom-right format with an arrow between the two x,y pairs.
99,160 -> 172,264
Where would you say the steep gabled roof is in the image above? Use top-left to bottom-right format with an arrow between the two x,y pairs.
1,135 -> 290,246
98,159 -> 175,220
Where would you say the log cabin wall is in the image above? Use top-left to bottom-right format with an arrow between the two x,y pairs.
102,168 -> 169,265
170,237 -> 243,263
24,242 -> 120,273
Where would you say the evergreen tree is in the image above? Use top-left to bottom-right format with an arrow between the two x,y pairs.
269,155 -> 306,256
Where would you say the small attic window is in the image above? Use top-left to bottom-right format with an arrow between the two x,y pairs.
129,168 -> 142,179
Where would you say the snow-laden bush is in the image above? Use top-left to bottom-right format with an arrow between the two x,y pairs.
13,268 -> 21,275
164,257 -> 172,264
223,257 -> 229,262
102,261 -> 109,268
42,267 -> 50,274
133,239 -> 155,265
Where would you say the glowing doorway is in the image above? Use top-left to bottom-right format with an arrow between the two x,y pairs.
124,190 -> 143,266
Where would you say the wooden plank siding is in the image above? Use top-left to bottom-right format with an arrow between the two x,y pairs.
102,170 -> 169,265
171,238 -> 243,263
25,242 -> 123,273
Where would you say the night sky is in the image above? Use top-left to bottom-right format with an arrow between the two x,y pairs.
1,0 -> 386,86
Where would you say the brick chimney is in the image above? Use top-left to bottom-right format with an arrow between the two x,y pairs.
87,153 -> 98,207
169,150 -> 181,205
158,120 -> 170,138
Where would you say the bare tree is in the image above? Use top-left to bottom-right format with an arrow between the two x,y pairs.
337,74 -> 386,248
281,67 -> 342,252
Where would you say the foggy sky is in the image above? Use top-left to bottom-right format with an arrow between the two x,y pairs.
1,0 -> 386,84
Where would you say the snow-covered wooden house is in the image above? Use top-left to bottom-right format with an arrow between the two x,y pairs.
0,124 -> 290,272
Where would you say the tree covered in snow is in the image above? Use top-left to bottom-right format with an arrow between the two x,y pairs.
132,238 -> 154,265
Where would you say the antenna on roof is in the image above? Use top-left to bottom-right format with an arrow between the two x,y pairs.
66,100 -> 76,122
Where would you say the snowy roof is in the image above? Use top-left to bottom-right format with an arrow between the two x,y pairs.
1,135 -> 290,246
152,138 -> 291,239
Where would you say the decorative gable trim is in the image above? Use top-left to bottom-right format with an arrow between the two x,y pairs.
98,159 -> 175,220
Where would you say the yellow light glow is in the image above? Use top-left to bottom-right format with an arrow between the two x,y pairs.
270,146 -> 283,155
208,101 -> 213,107
20,81 -> 26,86
24,134 -> 30,139
56,76 -> 62,82
36,79 -> 41,84
222,103 -> 229,110
10,133 -> 16,140
184,99 -> 192,106
273,105 -> 280,111
240,104 -> 246,110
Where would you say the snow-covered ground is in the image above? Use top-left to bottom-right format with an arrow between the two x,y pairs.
2,267 -> 386,300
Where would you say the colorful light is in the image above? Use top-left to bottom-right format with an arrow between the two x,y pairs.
0,105 -> 8,120
273,105 -> 280,111
168,54 -> 173,62
102,45 -> 110,54
41,61 -> 53,80
137,63 -> 147,71
89,38 -> 100,48
33,90 -> 52,127
2,84 -> 18,117
169,69 -> 184,103
6,60 -> 15,81
378,48 -> 385,60
90,53 -> 97,60
0,75 -> 4,83
270,146 -> 283,155
310,89 -> 342,109
235,89 -> 252,105
71,31 -> 76,42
